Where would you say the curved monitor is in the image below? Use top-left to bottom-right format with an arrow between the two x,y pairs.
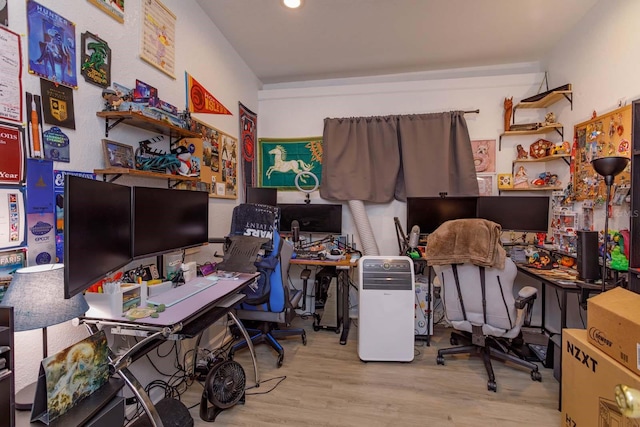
64,176 -> 132,299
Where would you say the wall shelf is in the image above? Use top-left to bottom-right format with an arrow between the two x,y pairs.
94,167 -> 200,186
514,84 -> 573,110
500,186 -> 563,193
499,124 -> 564,150
96,111 -> 200,140
512,154 -> 570,165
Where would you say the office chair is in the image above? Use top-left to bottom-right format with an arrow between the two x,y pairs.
433,257 -> 541,391
225,207 -> 306,367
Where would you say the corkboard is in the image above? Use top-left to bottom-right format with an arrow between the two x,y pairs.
573,105 -> 632,201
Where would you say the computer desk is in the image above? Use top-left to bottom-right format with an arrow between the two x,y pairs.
290,256 -> 358,345
79,273 -> 259,427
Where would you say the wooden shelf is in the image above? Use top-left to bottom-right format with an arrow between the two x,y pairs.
513,154 -> 570,164
96,111 -> 200,140
515,87 -> 573,109
94,168 -> 200,184
501,123 -> 563,137
500,186 -> 563,192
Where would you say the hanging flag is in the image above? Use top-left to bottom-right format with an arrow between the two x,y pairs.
185,72 -> 231,115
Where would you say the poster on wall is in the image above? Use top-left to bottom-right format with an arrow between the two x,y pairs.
0,26 -> 22,122
0,186 -> 26,250
187,118 -> 237,199
80,31 -> 111,88
26,0 -> 78,89
0,122 -> 25,185
40,79 -> 76,129
239,102 -> 257,192
87,0 -> 125,23
26,159 -> 55,265
53,170 -> 95,262
185,72 -> 231,115
0,248 -> 27,302
140,0 -> 176,79
471,139 -> 496,173
257,137 -> 323,190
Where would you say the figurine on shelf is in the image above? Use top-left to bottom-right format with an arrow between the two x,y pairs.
504,97 -> 513,132
544,111 -> 556,125
513,165 -> 529,188
101,88 -> 123,111
516,144 -> 528,159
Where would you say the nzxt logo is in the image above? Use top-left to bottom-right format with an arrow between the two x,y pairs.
589,327 -> 613,347
0,132 -> 18,140
567,340 -> 598,373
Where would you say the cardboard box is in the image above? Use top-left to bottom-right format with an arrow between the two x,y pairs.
587,287 -> 640,376
562,329 -> 640,426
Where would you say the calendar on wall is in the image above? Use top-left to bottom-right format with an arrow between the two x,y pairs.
573,105 -> 632,201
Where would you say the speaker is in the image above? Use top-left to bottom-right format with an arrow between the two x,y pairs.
577,231 -> 600,282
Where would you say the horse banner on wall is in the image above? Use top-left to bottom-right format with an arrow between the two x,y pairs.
257,137 -> 323,190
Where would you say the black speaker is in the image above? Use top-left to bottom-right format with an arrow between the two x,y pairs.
577,231 -> 600,282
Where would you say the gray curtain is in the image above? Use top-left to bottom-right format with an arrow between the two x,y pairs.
320,111 -> 478,202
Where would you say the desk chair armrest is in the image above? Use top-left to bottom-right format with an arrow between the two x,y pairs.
515,286 -> 537,309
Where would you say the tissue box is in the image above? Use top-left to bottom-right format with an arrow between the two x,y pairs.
85,283 -> 146,318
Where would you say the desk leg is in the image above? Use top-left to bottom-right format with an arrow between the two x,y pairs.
119,367 -> 165,427
228,311 -> 260,387
541,281 -> 547,334
338,268 -> 350,345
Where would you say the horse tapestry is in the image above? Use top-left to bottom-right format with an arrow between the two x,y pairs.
257,137 -> 323,190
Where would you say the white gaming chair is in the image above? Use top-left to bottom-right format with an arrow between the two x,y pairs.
433,257 -> 542,391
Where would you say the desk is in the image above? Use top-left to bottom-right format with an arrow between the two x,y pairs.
80,273 -> 259,427
290,257 -> 357,345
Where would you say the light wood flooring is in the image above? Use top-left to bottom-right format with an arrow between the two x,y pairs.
179,317 -> 560,427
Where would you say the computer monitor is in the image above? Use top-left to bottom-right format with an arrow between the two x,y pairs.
132,186 -> 209,258
406,197 -> 478,234
64,176 -> 132,299
277,203 -> 343,234
246,187 -> 277,206
476,196 -> 550,233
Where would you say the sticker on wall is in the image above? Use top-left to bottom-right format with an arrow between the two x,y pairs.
26,0 -> 78,89
40,79 -> 76,129
80,31 -> 111,88
43,127 -> 70,162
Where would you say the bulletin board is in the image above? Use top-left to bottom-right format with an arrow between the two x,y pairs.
573,105 -> 632,201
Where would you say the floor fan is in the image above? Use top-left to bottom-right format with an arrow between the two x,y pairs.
200,359 -> 246,422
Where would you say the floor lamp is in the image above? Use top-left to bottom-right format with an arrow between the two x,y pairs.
591,156 -> 630,292
0,263 -> 89,410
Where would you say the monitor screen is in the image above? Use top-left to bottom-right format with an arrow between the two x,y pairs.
246,187 -> 277,206
64,176 -> 132,299
476,196 -> 550,233
132,186 -> 209,258
406,197 -> 478,234
277,203 -> 343,234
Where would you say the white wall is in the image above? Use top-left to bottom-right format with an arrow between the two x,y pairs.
5,0 -> 260,392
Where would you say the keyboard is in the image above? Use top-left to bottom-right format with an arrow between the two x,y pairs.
147,276 -> 220,307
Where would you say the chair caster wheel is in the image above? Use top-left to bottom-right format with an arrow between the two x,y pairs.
436,355 -> 445,365
335,327 -> 341,334
488,380 -> 497,392
531,370 -> 542,382
313,324 -> 320,332
302,331 -> 307,345
450,336 -> 458,345
277,354 -> 284,368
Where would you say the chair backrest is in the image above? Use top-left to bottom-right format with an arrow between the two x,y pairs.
230,203 -> 280,251
433,257 -> 518,334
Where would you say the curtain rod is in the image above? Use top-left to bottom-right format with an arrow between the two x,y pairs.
464,109 -> 480,114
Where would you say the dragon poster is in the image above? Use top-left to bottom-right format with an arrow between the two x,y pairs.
80,31 -> 111,88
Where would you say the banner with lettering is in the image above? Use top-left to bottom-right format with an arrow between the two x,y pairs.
0,122 -> 25,185
185,72 -> 231,115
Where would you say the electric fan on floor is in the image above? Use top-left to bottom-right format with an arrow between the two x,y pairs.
200,359 -> 246,422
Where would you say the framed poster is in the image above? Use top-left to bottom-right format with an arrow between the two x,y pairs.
471,139 -> 496,173
87,0 -> 124,23
0,26 -> 22,122
573,105 -> 632,201
257,137 -> 323,190
26,0 -> 77,89
0,122 -> 25,185
140,0 -> 175,79
80,31 -> 111,88
476,174 -> 495,196
102,139 -> 134,169
0,186 -> 26,250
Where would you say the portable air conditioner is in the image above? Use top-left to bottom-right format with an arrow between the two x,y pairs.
358,256 -> 415,362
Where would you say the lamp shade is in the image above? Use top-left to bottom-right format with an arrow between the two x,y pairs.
591,156 -> 629,179
0,264 -> 88,331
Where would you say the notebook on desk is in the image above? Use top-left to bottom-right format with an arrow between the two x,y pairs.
147,276 -> 220,307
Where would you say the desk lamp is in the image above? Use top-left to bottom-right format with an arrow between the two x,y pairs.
591,156 -> 629,292
0,263 -> 89,410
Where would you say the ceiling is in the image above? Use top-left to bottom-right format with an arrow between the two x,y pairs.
196,0 -> 599,86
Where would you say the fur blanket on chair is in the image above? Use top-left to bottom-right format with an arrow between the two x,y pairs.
425,218 -> 506,269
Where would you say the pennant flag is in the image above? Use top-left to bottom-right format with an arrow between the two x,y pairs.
185,72 -> 232,115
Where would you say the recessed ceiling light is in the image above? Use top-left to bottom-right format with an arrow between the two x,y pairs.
283,0 -> 302,9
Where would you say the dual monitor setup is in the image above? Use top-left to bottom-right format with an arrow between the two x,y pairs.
406,195 -> 550,235
64,176 -> 209,300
